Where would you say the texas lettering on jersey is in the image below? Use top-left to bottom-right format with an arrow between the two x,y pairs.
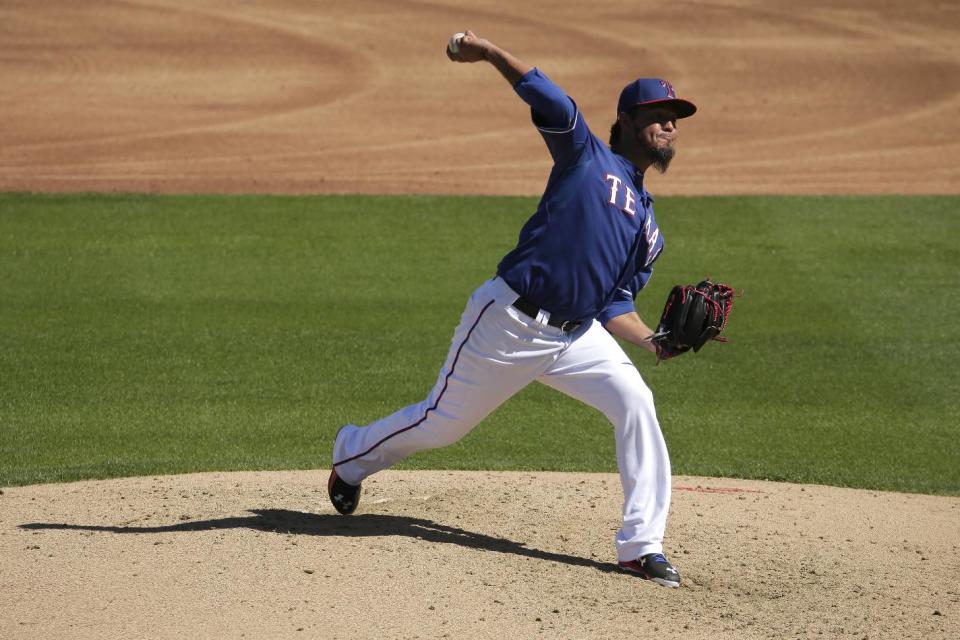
604,173 -> 640,216
604,173 -> 662,269
641,214 -> 662,268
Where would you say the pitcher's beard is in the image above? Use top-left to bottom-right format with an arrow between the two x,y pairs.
645,144 -> 675,173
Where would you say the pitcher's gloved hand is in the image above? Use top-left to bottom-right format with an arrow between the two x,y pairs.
651,280 -> 735,362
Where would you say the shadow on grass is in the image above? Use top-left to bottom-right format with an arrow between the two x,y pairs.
20,509 -> 619,574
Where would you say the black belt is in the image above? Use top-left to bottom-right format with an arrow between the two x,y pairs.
512,297 -> 582,334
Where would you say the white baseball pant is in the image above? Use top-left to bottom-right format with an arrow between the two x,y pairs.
333,276 -> 672,561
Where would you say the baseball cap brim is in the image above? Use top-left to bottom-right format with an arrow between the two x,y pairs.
621,97 -> 697,119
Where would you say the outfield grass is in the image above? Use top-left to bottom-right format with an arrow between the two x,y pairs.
1,193 -> 958,494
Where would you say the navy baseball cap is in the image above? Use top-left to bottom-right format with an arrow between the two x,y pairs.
617,78 -> 697,118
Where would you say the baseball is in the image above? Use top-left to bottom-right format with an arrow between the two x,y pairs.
447,32 -> 465,54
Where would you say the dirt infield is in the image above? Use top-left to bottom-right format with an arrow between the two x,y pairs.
2,471 -> 958,639
1,0 -> 958,195
2,1 -> 959,638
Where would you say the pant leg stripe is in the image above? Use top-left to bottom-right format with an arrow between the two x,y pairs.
333,299 -> 496,467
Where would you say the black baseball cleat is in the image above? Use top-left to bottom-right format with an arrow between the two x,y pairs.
327,468 -> 362,515
618,553 -> 681,588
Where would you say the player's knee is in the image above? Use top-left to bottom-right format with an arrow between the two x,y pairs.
415,417 -> 477,449
611,380 -> 656,422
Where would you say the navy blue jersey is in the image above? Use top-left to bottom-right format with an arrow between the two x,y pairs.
496,69 -> 665,325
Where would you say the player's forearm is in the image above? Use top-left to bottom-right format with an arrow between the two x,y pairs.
480,42 -> 533,86
448,31 -> 532,86
605,312 -> 658,355
448,30 -> 572,139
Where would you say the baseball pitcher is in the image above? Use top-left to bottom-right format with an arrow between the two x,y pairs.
329,30 -> 709,588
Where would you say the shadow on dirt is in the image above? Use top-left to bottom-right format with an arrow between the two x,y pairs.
20,509 -> 619,573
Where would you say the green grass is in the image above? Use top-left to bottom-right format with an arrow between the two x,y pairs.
1,193 -> 958,494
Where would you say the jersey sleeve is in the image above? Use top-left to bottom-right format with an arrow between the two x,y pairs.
597,267 -> 654,325
513,68 -> 591,166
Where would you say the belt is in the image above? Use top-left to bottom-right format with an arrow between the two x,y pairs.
512,297 -> 582,334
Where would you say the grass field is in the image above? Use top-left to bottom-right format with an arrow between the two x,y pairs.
1,193 -> 958,494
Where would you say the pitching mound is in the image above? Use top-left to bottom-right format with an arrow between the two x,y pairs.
2,470 -> 957,639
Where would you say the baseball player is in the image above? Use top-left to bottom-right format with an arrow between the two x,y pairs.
329,30 -> 697,588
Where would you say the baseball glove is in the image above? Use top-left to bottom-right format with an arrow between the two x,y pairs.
651,279 -> 735,362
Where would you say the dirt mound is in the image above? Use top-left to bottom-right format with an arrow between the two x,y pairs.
2,470 -> 957,639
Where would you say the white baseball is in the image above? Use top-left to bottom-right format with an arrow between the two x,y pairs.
448,32 -> 465,54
